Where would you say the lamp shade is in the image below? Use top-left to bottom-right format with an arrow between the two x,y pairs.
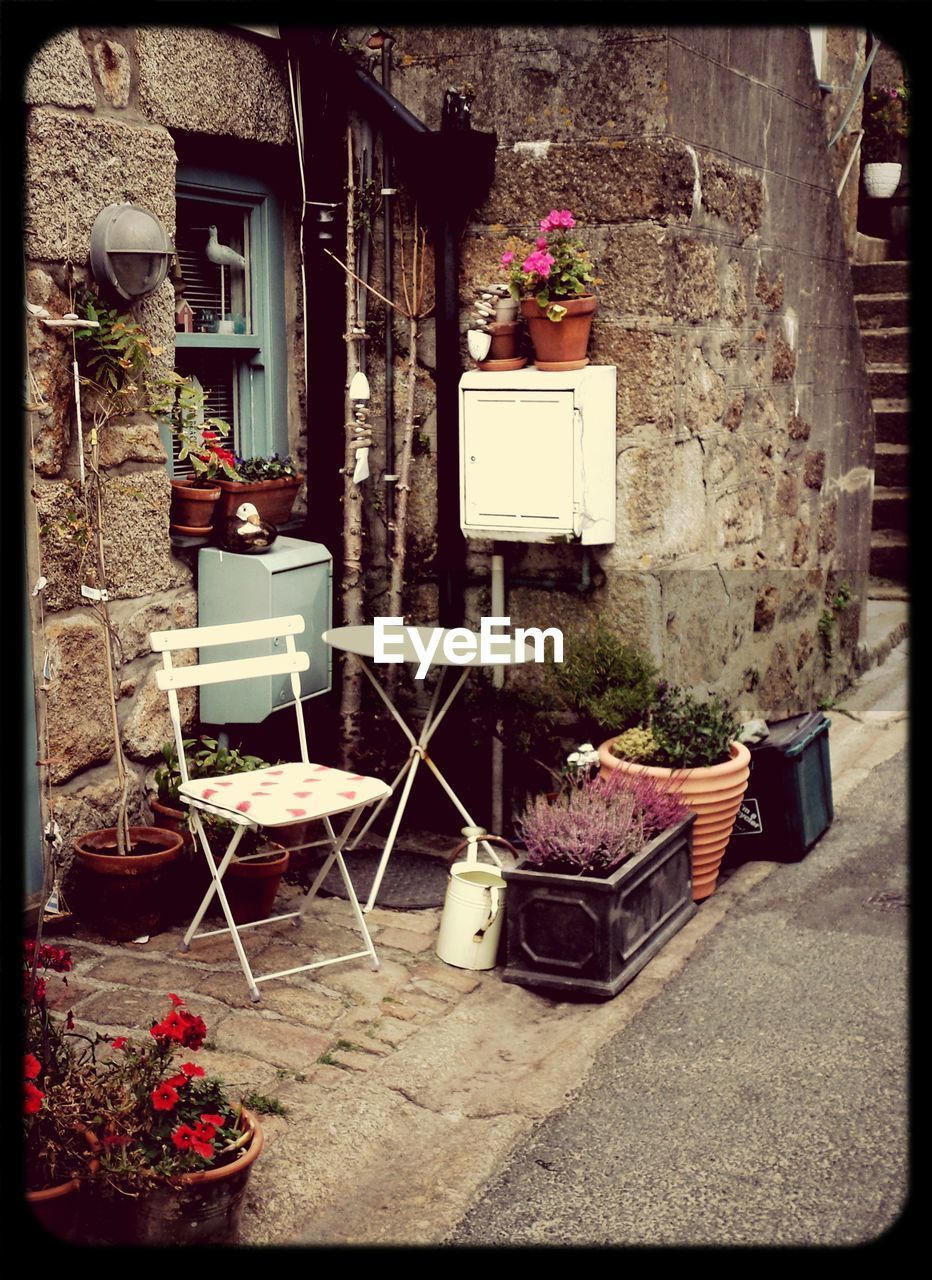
90,203 -> 174,300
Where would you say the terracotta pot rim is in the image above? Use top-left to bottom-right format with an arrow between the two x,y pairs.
216,475 -> 304,492
27,1177 -> 80,1202
170,479 -> 222,499
223,844 -> 289,876
75,826 -> 184,871
177,1107 -> 263,1188
520,293 -> 598,317
598,738 -> 751,779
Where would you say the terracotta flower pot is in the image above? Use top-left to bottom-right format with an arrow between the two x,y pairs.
215,475 -> 304,525
150,794 -> 194,853
598,739 -> 751,901
77,1108 -> 263,1246
71,826 -> 185,940
186,842 -> 291,925
27,1178 -> 80,1242
170,478 -> 221,534
520,294 -> 598,370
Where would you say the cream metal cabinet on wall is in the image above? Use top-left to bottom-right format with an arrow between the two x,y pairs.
197,537 -> 332,723
458,365 -> 617,544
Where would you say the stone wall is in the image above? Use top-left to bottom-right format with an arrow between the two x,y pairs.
348,23 -> 873,721
23,26 -> 298,858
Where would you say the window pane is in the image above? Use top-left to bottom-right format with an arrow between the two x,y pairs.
171,348 -> 238,477
176,199 -> 250,333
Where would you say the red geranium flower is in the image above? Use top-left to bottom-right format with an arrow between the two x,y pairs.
165,1074 -> 188,1090
23,1053 -> 41,1080
111,1036 -> 127,1051
151,1083 -> 180,1112
200,1113 -> 225,1127
24,1082 -> 45,1115
168,993 -> 185,1007
181,1063 -> 204,1078
171,1124 -> 195,1150
190,1124 -> 216,1159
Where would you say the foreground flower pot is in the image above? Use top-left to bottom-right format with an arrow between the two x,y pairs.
215,475 -> 304,525
170,478 -> 221,534
26,1178 -> 80,1243
520,294 -> 597,370
502,815 -> 696,1000
863,162 -> 902,198
598,740 -> 751,901
76,1108 -> 263,1246
70,827 -> 185,940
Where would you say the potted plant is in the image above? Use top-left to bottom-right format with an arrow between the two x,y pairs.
598,681 -> 751,902
25,948 -> 263,1246
146,370 -> 239,533
214,453 -> 304,526
24,940 -> 90,1241
862,81 -> 909,197
502,764 -> 696,1000
553,619 -> 750,901
150,736 -> 293,924
63,302 -> 187,941
501,208 -> 599,370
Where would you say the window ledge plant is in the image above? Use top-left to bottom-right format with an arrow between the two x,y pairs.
214,453 -> 305,524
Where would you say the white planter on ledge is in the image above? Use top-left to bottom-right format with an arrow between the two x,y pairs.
863,162 -> 902,198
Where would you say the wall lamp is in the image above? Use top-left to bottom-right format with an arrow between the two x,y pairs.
89,203 -> 174,301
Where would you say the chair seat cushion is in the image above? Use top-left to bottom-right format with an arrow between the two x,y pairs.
178,762 -> 390,826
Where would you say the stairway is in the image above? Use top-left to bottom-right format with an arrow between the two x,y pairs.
852,260 -> 909,592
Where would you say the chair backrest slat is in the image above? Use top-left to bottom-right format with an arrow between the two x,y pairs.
150,614 -> 305,652
156,650 -> 309,691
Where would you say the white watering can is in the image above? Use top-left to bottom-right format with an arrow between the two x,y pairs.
436,826 -> 513,971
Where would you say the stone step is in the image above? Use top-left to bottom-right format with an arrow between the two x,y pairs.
861,328 -> 910,364
874,442 -> 909,488
856,293 -> 909,329
855,596 -> 909,673
873,400 -> 909,445
851,260 -> 910,295
869,530 -> 908,583
868,365 -> 909,400
871,486 -> 909,532
867,576 -> 909,603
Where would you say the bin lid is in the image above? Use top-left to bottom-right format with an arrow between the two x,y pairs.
751,711 -> 828,756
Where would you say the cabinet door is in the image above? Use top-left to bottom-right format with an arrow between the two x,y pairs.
462,391 -> 575,532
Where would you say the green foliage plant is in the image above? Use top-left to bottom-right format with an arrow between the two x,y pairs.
231,454 -> 300,482
626,683 -> 740,770
609,725 -> 660,764
555,617 -> 658,738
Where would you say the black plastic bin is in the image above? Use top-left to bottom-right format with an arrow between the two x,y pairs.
726,711 -> 833,863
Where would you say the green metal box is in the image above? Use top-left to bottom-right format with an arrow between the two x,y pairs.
728,712 -> 833,862
197,537 -> 331,724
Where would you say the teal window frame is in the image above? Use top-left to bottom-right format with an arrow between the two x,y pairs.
170,163 -> 287,469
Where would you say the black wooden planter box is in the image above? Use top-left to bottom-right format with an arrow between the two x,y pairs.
502,814 -> 696,1001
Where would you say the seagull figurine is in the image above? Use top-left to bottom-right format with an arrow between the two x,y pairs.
205,226 -> 246,269
216,501 -> 277,554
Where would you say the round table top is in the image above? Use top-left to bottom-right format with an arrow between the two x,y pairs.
323,624 -> 540,667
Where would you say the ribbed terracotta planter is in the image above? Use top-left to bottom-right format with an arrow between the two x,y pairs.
215,475 -> 303,525
520,294 -> 597,370
170,479 -> 221,534
598,739 -> 751,901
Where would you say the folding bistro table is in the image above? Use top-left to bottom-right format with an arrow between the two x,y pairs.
323,625 -> 534,911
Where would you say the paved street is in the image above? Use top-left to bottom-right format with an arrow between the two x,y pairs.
447,746 -> 909,1247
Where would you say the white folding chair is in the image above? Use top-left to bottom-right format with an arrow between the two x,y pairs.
150,614 -> 391,1001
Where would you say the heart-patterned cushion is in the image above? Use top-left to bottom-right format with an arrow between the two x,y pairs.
179,762 -> 390,826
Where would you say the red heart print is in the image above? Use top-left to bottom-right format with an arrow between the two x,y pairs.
287,808 -> 306,817
337,791 -> 356,800
236,801 -> 251,813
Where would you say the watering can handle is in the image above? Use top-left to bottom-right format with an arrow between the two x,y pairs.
447,833 -> 520,867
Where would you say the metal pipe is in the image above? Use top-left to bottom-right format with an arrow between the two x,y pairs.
369,33 -> 398,530
490,551 -> 505,835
